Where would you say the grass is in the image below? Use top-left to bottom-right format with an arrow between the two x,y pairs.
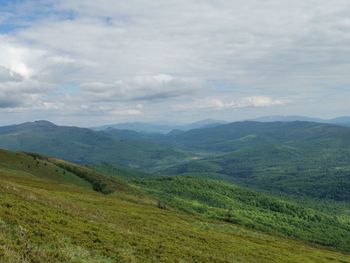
132,176 -> 350,251
0,149 -> 349,262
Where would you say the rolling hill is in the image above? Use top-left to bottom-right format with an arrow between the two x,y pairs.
0,120 -> 193,171
2,120 -> 350,203
0,148 -> 350,262
160,121 -> 350,151
156,121 -> 350,201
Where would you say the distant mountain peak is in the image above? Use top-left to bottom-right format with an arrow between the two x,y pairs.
9,120 -> 58,131
23,120 -> 57,128
32,120 -> 57,126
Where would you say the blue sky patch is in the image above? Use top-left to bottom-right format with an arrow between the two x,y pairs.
0,1 -> 76,33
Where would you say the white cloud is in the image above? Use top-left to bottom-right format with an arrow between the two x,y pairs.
0,41 -> 37,79
111,108 -> 143,116
174,96 -> 286,111
80,74 -> 201,101
0,0 -> 349,124
0,66 -> 23,82
242,96 -> 284,108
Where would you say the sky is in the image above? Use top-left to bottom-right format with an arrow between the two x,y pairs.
0,0 -> 350,126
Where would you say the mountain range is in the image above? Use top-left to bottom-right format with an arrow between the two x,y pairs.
0,120 -> 193,170
1,119 -> 350,202
93,119 -> 227,134
251,115 -> 350,127
91,115 -> 350,135
1,119 -> 350,261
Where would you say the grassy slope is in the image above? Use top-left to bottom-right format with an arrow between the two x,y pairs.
0,150 -> 91,188
133,176 -> 350,251
0,150 -> 349,262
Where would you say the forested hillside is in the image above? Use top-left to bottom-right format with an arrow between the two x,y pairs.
156,121 -> 350,201
0,121 -> 193,170
1,149 -> 349,262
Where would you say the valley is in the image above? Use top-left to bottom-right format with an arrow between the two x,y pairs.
1,120 -> 350,262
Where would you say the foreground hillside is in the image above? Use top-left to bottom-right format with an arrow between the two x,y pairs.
0,150 -> 349,262
133,176 -> 350,251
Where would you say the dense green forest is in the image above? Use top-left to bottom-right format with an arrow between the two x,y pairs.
1,149 -> 348,262
132,176 -> 350,251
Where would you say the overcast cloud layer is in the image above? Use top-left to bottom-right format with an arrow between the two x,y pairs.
0,0 -> 349,126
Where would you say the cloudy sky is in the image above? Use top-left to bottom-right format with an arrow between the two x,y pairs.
0,0 -> 350,126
